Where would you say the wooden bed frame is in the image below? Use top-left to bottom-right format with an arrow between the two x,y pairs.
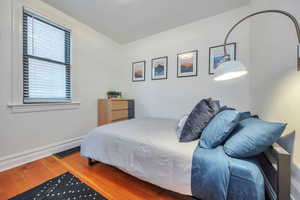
259,143 -> 291,200
88,143 -> 291,200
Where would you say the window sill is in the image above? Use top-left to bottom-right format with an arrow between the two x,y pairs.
7,102 -> 80,113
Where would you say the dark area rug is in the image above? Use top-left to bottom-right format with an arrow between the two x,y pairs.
54,146 -> 81,158
10,172 -> 107,200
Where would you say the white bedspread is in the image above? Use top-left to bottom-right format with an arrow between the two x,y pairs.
81,118 -> 198,195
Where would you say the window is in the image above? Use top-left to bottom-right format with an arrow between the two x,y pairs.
23,10 -> 71,103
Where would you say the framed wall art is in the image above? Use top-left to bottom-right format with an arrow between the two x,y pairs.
209,43 -> 236,75
132,61 -> 146,82
177,50 -> 198,78
151,56 -> 168,80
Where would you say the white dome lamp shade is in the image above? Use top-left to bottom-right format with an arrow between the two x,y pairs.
214,10 -> 300,82
214,60 -> 248,81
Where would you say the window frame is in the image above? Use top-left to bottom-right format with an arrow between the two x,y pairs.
23,9 -> 72,104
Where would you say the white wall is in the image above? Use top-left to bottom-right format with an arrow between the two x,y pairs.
0,0 -> 120,167
118,7 -> 252,119
249,0 -> 300,198
1,1 -> 299,197
118,3 -> 300,197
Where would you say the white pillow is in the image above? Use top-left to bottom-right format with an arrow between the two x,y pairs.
176,114 -> 189,140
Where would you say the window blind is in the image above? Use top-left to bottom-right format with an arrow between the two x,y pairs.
23,10 -> 71,103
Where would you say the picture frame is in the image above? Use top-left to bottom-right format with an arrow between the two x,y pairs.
151,56 -> 168,80
177,50 -> 198,78
132,61 -> 146,82
209,43 -> 236,75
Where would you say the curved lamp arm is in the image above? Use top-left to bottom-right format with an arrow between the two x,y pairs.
223,10 -> 300,70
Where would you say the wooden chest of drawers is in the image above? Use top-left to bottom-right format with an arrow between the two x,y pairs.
97,98 -> 135,126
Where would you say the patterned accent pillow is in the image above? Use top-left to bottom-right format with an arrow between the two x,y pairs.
178,98 -> 220,142
176,114 -> 189,140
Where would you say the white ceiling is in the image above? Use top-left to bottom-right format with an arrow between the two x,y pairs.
42,0 -> 250,44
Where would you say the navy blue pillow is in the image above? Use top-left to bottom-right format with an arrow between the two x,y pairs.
179,98 -> 220,142
239,111 -> 259,121
219,106 -> 235,112
224,118 -> 286,158
211,100 -> 220,112
199,110 -> 240,148
239,112 -> 251,120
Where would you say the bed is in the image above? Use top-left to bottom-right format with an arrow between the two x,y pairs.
81,118 -> 290,200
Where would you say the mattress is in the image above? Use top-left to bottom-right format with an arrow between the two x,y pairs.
81,118 -> 264,199
81,118 -> 198,195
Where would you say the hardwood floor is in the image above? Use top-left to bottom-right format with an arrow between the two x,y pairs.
0,153 -> 194,200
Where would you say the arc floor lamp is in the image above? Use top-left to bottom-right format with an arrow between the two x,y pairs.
215,10 -> 300,81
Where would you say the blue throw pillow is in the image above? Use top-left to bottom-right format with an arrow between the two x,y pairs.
179,98 -> 220,142
199,110 -> 240,148
219,107 -> 259,121
224,118 -> 286,158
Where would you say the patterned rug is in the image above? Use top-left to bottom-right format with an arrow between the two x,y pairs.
10,172 -> 107,200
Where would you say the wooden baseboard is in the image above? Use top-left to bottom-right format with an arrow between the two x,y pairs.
0,136 -> 85,172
